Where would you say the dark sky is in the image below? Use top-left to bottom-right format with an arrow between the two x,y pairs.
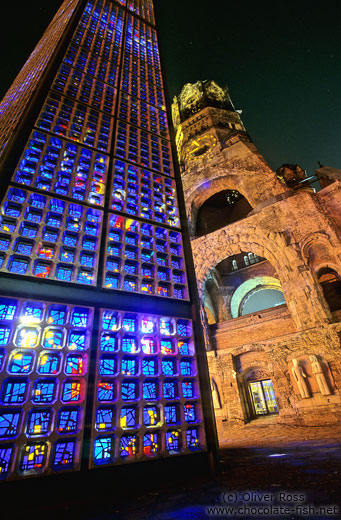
0,1 -> 340,176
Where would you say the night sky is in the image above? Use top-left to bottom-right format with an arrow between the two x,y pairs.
0,1 -> 340,176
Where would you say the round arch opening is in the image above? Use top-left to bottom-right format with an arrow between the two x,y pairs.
195,189 -> 252,236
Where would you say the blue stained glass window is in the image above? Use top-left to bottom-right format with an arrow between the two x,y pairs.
26,410 -> 52,436
142,380 -> 158,400
97,381 -> 115,402
178,340 -> 193,356
124,261 -> 137,274
50,199 -> 65,214
32,380 -> 56,403
120,406 -> 136,428
142,358 -> 157,376
160,318 -> 175,336
20,223 -> 38,238
182,399 -> 197,422
0,300 -> 17,321
71,308 -> 90,328
186,428 -> 200,449
163,381 -> 178,400
22,302 -> 44,321
56,265 -> 73,281
8,352 -> 34,373
62,381 -> 81,402
173,286 -> 185,299
177,320 -> 192,337
65,355 -> 84,375
0,446 -> 14,477
80,253 -> 94,267
166,431 -> 180,452
63,233 -> 77,247
82,237 -> 96,250
121,357 -> 138,376
47,305 -> 67,325
1,380 -> 28,404
182,381 -> 194,399
0,411 -> 21,437
121,381 -> 138,401
0,236 -> 10,251
122,315 -> 137,332
105,273 -> 120,288
57,408 -> 79,434
42,227 -> 59,242
161,339 -> 175,355
33,261 -> 51,278
96,407 -> 114,431
52,440 -> 76,469
165,405 -> 178,424
144,433 -> 158,455
43,329 -> 64,349
1,218 -> 16,233
120,435 -> 136,458
162,359 -> 176,376
100,333 -> 118,352
122,336 -> 137,353
102,311 -> 119,330
8,257 -> 28,275
123,277 -> 137,291
59,249 -> 75,263
24,208 -> 42,222
180,360 -> 192,376
143,406 -> 158,426
68,331 -> 87,351
99,355 -> 117,376
94,436 -> 114,464
8,188 -> 26,203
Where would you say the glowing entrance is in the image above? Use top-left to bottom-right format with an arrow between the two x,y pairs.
249,379 -> 278,416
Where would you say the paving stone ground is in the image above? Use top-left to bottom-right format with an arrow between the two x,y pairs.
5,423 -> 340,520
219,417 -> 341,448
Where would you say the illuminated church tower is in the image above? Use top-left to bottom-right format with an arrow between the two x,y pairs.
0,1 -> 217,482
173,80 -> 341,442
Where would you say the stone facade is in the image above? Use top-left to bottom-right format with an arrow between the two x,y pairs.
172,80 -> 341,443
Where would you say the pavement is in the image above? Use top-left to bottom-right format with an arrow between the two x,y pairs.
219,416 -> 341,448
5,423 -> 341,520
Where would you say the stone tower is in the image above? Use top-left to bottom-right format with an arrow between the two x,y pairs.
172,80 -> 341,442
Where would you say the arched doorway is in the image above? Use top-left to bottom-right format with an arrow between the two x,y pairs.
244,369 -> 279,418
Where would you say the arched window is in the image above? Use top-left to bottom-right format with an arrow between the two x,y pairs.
195,190 -> 252,236
318,268 -> 341,312
230,276 -> 286,318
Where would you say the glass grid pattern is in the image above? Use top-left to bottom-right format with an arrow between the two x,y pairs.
0,295 -> 93,480
36,93 -> 114,152
13,130 -> 108,206
91,309 -> 204,466
0,0 -> 208,481
111,159 -> 179,227
104,213 -> 188,299
51,65 -> 118,115
117,91 -> 169,138
114,120 -> 172,176
0,187 -> 102,285
127,0 -> 155,24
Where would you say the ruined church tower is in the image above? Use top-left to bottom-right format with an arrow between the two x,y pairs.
172,80 -> 341,441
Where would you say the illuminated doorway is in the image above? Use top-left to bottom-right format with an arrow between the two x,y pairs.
249,379 -> 278,416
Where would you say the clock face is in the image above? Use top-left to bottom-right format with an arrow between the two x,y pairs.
184,134 -> 217,162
